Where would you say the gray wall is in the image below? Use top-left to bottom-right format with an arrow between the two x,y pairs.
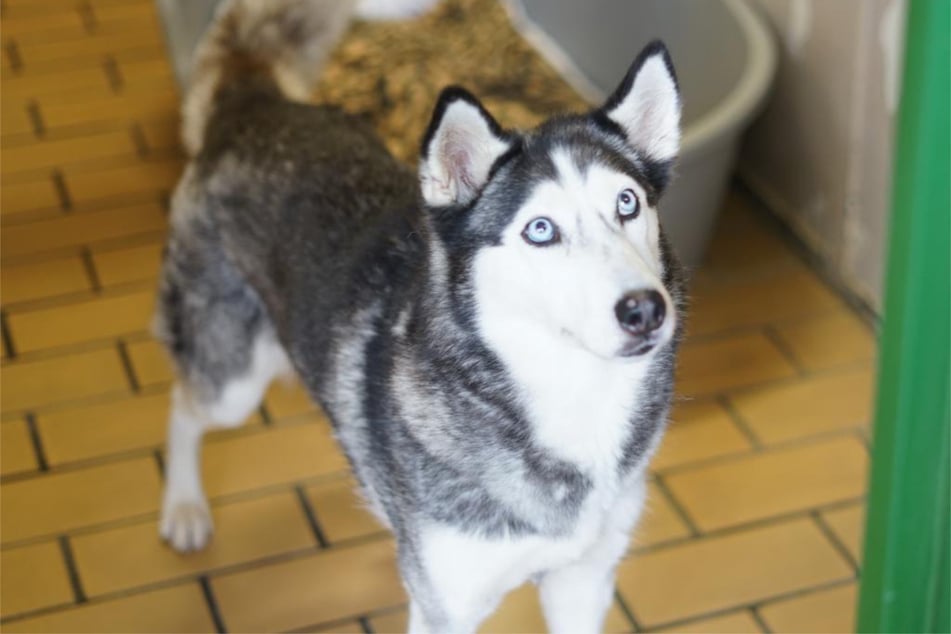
739,0 -> 906,311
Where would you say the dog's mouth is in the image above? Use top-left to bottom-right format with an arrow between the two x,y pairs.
618,337 -> 660,358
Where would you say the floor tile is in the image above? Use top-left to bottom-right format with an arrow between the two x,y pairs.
616,519 -> 853,628
202,421 -> 349,499
66,159 -> 181,206
1,66 -> 112,100
265,379 -> 319,420
0,178 -> 60,217
1,130 -> 137,176
16,28 -> 162,67
40,86 -> 177,129
773,311 -> 876,371
1,202 -> 166,258
730,368 -> 874,444
665,436 -> 867,532
651,609 -> 762,633
213,539 -> 404,632
689,268 -> 843,337
760,582 -> 857,633
635,481 -> 691,549
0,456 -> 161,543
0,541 -> 73,618
92,242 -> 164,287
651,400 -> 753,471
37,390 -> 254,465
7,290 -> 154,352
305,477 -> 386,544
1,419 -> 39,475
126,338 -> 173,387
1,256 -> 90,305
677,333 -> 798,397
821,504 -> 865,564
702,193 -> 801,275
72,492 -> 315,596
1,347 -> 128,413
2,583 -> 215,633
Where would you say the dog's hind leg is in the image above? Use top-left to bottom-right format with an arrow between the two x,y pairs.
160,331 -> 290,552
155,219 -> 292,552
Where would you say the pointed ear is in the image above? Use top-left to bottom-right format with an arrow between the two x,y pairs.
595,41 -> 682,189
419,87 -> 514,207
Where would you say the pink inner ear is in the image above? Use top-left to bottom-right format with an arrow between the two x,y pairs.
445,142 -> 475,191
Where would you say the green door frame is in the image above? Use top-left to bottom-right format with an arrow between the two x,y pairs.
857,0 -> 950,632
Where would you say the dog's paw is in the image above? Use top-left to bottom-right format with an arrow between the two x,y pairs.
160,499 -> 213,553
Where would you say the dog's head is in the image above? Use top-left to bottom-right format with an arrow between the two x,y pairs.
419,41 -> 684,361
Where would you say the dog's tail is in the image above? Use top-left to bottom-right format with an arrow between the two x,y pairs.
181,0 -> 354,156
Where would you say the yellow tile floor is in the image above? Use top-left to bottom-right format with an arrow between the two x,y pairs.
1,1 -> 877,632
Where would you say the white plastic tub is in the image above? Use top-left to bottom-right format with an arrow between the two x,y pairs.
507,0 -> 777,266
158,0 -> 776,266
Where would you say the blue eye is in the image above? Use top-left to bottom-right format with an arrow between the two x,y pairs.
617,188 -> 640,220
522,217 -> 559,245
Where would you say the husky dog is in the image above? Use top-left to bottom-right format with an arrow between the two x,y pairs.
156,0 -> 686,632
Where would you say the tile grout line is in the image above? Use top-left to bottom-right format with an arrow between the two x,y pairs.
716,393 -> 764,451
153,448 -> 166,480
24,412 -> 50,471
102,55 -> 124,92
77,0 -> 97,34
294,484 -> 330,549
116,339 -> 141,393
58,535 -> 88,604
26,100 -> 46,138
651,474 -> 703,538
4,40 -> 22,72
762,324 -> 809,377
51,169 -> 73,211
80,247 -> 102,291
199,576 -> 228,634
614,588 -> 643,632
1,310 -> 18,359
810,509 -> 860,574
358,615 -> 375,634
750,606 -> 773,633
129,123 -> 150,157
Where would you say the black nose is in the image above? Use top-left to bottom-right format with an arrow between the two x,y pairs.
615,290 -> 666,336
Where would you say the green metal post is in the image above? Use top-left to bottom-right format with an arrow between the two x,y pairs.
856,0 -> 950,632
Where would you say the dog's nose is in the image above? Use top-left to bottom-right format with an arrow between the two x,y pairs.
615,290 -> 666,336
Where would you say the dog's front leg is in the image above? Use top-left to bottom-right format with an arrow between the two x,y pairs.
538,555 -> 621,634
401,524 -> 520,634
540,478 -> 647,634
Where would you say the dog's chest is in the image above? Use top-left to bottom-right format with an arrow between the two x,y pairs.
508,342 -> 649,477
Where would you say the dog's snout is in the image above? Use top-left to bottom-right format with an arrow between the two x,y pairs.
615,290 -> 666,336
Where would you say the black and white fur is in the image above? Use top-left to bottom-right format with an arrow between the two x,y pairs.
156,1 -> 686,632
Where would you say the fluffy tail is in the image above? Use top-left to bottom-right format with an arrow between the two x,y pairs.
181,0 -> 355,156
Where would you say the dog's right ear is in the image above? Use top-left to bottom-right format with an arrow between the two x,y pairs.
419,87 -> 514,208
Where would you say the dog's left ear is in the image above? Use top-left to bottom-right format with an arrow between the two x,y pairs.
419,87 -> 514,207
594,41 -> 682,191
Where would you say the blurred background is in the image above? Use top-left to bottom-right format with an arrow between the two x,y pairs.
1,0 -> 947,632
